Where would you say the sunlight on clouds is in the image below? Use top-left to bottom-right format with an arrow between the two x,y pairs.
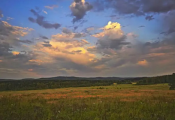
104,21 -> 121,30
12,51 -> 20,55
28,69 -> 33,72
29,59 -> 44,65
2,21 -> 34,37
70,0 -> 86,7
93,21 -> 123,39
137,59 -> 148,66
33,32 -> 96,65
42,42 -> 95,65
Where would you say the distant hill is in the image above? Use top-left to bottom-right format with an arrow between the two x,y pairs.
0,73 -> 174,91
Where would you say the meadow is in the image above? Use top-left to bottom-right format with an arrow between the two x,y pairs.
0,83 -> 175,120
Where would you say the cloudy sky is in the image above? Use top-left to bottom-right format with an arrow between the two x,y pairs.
0,0 -> 175,79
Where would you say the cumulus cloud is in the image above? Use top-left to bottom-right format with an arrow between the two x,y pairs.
28,9 -> 61,29
70,0 -> 93,23
22,30 -> 97,77
93,21 -> 129,53
88,35 -> 175,76
1,3 -> 175,78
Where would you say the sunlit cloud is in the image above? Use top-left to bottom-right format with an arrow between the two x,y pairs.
12,51 -> 20,55
28,69 -> 33,72
70,0 -> 93,23
137,59 -> 148,66
34,33 -> 95,65
1,21 -> 33,37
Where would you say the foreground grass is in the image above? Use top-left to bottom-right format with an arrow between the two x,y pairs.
0,84 -> 175,120
0,96 -> 175,120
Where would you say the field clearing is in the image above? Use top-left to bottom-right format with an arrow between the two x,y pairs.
0,84 -> 173,100
1,84 -> 175,120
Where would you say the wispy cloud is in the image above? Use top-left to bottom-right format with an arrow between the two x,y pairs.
28,9 -> 61,29
45,5 -> 58,10
42,10 -> 48,14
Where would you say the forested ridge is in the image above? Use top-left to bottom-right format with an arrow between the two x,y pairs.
0,73 -> 174,91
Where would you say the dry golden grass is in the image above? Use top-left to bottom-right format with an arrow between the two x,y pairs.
0,84 -> 174,102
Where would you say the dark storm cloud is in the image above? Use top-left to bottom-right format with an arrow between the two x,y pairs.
28,9 -> 61,29
70,0 -> 93,23
145,15 -> 154,21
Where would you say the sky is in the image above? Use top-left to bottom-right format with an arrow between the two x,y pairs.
0,0 -> 175,79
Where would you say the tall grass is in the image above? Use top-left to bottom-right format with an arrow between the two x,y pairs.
0,95 -> 175,120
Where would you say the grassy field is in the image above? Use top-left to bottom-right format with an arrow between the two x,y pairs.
0,84 -> 175,120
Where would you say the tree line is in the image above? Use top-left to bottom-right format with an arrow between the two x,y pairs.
136,73 -> 175,90
0,73 -> 174,91
0,79 -> 128,91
